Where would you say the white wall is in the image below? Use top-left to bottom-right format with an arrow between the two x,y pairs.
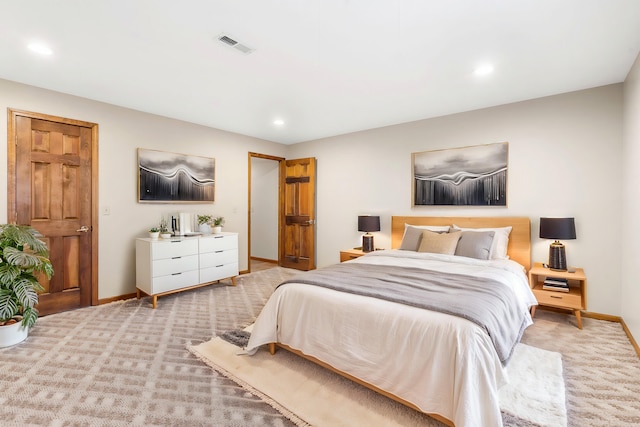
289,84 -> 624,316
622,53 -> 640,339
0,78 -> 288,300
250,157 -> 279,260
0,78 -> 628,318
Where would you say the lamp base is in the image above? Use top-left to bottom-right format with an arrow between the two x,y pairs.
362,234 -> 374,253
548,241 -> 567,271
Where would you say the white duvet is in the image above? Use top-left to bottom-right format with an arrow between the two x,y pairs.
246,250 -> 537,427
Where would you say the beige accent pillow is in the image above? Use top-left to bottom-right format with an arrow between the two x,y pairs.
400,224 -> 451,251
417,230 -> 461,255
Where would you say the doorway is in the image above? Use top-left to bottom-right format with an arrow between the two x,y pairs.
247,153 -> 317,272
248,153 -> 283,272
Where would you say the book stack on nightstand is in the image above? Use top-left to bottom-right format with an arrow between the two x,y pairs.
542,277 -> 569,292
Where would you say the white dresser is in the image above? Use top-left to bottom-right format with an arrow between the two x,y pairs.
136,232 -> 238,308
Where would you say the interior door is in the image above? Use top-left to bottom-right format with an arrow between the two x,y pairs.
8,110 -> 98,315
280,157 -> 316,271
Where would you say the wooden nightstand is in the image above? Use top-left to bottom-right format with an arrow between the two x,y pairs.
528,262 -> 587,329
339,248 -> 366,262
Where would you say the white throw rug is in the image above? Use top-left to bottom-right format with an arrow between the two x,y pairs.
189,330 -> 566,427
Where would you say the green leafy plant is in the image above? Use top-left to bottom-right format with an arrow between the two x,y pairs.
0,224 -> 53,329
159,217 -> 169,233
212,216 -> 225,227
197,214 -> 212,225
148,227 -> 159,233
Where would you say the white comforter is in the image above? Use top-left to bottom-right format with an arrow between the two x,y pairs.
245,250 -> 537,427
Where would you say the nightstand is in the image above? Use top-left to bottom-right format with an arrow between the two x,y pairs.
339,248 -> 366,262
528,262 -> 587,329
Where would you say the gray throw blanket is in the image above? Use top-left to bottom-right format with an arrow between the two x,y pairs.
280,262 -> 528,364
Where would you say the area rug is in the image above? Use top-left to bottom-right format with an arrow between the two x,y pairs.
189,329 -> 567,427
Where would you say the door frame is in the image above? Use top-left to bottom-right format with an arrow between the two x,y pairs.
247,152 -> 284,273
7,108 -> 99,306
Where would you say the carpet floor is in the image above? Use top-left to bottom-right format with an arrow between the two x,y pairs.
1,266 -> 639,426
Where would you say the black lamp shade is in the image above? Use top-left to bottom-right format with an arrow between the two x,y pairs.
539,218 -> 576,240
358,216 -> 380,233
358,216 -> 380,252
539,217 -> 576,271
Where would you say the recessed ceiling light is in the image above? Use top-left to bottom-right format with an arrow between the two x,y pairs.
27,42 -> 53,55
273,119 -> 285,126
474,64 -> 494,76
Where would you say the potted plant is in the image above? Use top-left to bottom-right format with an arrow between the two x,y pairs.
148,227 -> 160,240
0,224 -> 53,347
197,215 -> 212,234
212,216 -> 225,234
159,218 -> 172,239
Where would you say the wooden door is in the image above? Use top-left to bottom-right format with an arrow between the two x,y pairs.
280,158 -> 316,270
8,110 -> 98,315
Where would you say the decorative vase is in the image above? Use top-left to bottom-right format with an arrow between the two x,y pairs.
198,224 -> 212,234
0,317 -> 28,348
160,232 -> 172,239
148,231 -> 159,240
212,226 -> 222,234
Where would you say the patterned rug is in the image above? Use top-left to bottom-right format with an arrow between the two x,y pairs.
0,266 -> 639,426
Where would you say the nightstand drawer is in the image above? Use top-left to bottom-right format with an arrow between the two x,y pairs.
533,286 -> 582,309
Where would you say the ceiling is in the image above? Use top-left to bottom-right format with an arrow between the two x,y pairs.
1,1 -> 639,145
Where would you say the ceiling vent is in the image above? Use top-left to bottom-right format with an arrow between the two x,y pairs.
217,33 -> 255,55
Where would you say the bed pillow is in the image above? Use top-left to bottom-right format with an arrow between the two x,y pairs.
452,225 -> 512,260
417,230 -> 461,255
454,230 -> 495,260
399,224 -> 450,251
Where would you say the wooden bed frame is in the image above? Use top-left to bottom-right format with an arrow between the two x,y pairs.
269,216 -> 532,427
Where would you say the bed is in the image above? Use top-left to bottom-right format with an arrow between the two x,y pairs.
245,216 -> 536,427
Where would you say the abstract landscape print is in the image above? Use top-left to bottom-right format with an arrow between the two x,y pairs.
412,142 -> 508,206
138,148 -> 215,202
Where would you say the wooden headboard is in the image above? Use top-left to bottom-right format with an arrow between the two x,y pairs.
391,216 -> 531,271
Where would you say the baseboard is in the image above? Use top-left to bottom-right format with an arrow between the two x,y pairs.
250,256 -> 278,263
619,318 -> 640,358
98,292 -> 137,305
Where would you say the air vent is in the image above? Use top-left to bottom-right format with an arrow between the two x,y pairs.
219,35 -> 237,46
217,33 -> 255,55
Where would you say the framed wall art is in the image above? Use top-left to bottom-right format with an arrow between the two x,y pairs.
412,142 -> 508,206
138,148 -> 215,203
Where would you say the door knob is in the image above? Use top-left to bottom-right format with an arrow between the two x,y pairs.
76,225 -> 90,232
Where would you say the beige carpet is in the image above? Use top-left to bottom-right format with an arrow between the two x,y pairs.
190,330 -> 565,427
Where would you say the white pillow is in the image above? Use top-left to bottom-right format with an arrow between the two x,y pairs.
451,224 -> 512,260
404,223 -> 450,233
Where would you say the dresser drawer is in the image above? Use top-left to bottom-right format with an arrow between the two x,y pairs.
199,249 -> 238,269
151,238 -> 199,260
152,254 -> 198,277
533,287 -> 582,309
199,234 -> 238,253
200,263 -> 238,284
151,270 -> 200,294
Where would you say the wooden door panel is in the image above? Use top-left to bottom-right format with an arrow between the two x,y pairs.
280,158 -> 316,270
9,110 -> 97,316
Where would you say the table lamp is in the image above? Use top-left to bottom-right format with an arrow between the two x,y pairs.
539,217 -> 576,271
358,215 -> 380,253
